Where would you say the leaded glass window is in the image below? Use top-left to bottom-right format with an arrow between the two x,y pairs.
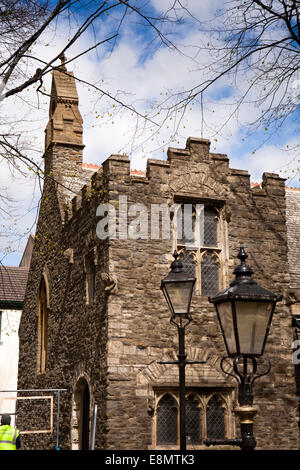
156,391 -> 230,447
175,202 -> 221,297
157,394 -> 178,445
186,395 -> 201,445
204,206 -> 218,247
180,251 -> 196,278
206,395 -> 225,440
177,204 -> 196,245
201,253 -> 219,297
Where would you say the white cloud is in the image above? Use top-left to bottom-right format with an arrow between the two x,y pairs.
1,1 -> 299,263
151,0 -> 221,20
229,138 -> 300,184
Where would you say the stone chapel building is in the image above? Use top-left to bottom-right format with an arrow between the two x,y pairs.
17,62 -> 300,450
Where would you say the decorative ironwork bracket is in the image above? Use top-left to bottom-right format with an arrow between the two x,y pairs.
204,437 -> 243,448
220,355 -> 271,406
158,360 -> 206,365
204,356 -> 271,451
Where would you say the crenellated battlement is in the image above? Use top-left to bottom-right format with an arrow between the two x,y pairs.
63,166 -> 104,224
61,135 -> 286,232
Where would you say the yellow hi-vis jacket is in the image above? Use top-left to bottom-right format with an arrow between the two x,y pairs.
0,425 -> 20,450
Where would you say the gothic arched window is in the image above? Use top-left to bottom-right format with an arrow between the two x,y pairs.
201,253 -> 219,297
157,394 -> 178,445
72,377 -> 91,450
206,395 -> 225,440
38,277 -> 48,373
186,394 -> 201,445
180,250 -> 196,279
175,202 -> 222,297
155,391 -> 230,447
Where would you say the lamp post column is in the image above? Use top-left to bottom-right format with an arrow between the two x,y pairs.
160,251 -> 205,452
178,324 -> 186,452
203,247 -> 281,451
234,356 -> 258,451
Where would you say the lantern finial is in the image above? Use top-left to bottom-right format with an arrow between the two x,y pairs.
170,250 -> 183,273
237,246 -> 248,263
232,246 -> 254,284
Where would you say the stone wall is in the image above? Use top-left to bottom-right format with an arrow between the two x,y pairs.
99,138 -> 298,450
17,66 -> 299,450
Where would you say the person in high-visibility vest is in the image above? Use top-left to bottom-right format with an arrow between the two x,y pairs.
0,414 -> 21,450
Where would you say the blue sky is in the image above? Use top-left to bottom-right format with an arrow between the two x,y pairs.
0,0 -> 299,266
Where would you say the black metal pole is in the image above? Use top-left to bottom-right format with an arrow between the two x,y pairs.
235,357 -> 257,451
178,325 -> 186,452
158,318 -> 205,451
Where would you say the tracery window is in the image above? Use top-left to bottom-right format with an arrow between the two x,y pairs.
206,395 -> 225,440
174,202 -> 221,297
201,253 -> 219,296
157,394 -> 178,445
155,391 -> 231,448
186,394 -> 201,445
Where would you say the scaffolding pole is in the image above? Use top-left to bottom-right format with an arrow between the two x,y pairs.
90,404 -> 97,450
0,388 -> 68,449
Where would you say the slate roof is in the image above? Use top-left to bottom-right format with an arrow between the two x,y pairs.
0,266 -> 29,309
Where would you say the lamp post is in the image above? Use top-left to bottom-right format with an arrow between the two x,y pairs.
204,247 -> 282,450
160,251 -> 204,451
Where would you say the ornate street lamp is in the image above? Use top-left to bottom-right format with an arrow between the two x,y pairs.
204,247 -> 282,450
160,250 -> 203,451
161,250 -> 195,321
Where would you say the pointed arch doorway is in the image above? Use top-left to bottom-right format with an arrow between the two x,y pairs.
72,377 -> 90,450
